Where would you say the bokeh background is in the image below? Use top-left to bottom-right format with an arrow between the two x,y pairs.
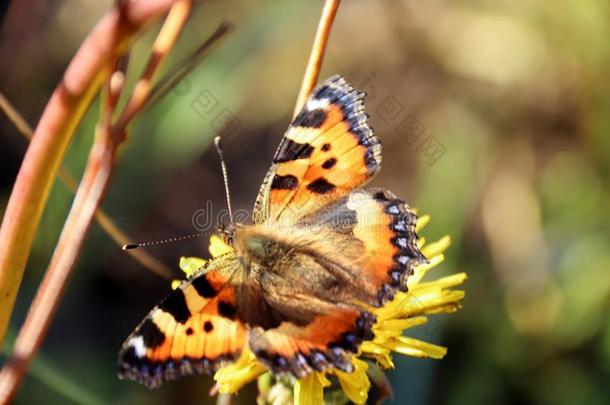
1,0 -> 609,404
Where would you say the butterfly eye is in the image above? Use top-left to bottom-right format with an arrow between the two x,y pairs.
245,236 -> 269,258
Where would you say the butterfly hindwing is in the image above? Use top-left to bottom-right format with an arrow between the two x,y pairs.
297,187 -> 427,305
253,75 -> 381,224
242,188 -> 426,375
118,261 -> 245,388
249,309 -> 376,378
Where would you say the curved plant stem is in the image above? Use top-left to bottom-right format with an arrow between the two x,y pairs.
0,92 -> 173,279
0,0 -> 193,401
0,124 -> 120,404
0,0 -> 181,351
293,0 -> 341,116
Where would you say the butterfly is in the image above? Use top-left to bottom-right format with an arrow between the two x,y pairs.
117,75 -> 427,388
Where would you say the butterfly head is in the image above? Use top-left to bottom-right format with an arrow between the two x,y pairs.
215,222 -> 238,246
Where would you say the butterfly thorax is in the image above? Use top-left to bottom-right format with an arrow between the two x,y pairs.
232,224 -> 307,274
233,223 -> 382,310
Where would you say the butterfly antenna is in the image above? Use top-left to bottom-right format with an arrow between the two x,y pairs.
214,136 -> 234,223
122,232 -> 211,250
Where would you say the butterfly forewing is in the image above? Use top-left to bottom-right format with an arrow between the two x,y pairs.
253,75 -> 381,224
118,257 -> 245,388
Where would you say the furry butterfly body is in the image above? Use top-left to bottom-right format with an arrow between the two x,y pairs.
118,76 -> 426,388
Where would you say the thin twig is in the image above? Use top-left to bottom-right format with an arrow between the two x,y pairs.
114,0 -> 193,132
0,91 -> 172,279
101,55 -> 128,130
0,93 -> 33,136
146,20 -> 232,109
293,0 -> 341,116
0,0 -> 194,401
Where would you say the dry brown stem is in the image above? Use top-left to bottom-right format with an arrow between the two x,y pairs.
0,0 -> 193,401
293,0 -> 341,116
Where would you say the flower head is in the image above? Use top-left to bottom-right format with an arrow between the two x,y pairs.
178,216 -> 466,404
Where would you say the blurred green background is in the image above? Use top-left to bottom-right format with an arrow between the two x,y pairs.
1,0 -> 609,404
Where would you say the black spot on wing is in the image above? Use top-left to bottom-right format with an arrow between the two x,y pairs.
373,189 -> 391,202
306,76 -> 382,176
312,84 -> 332,101
204,321 -> 214,332
271,174 -> 298,190
321,143 -> 331,151
321,157 -> 337,169
158,290 -> 190,324
307,178 -> 336,194
292,109 -> 327,128
191,275 -> 216,298
138,319 -> 166,348
273,139 -> 314,163
218,301 -> 237,320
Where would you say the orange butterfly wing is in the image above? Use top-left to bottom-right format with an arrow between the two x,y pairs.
247,188 -> 425,377
253,75 -> 381,224
249,309 -> 376,377
118,266 -> 246,388
298,187 -> 427,304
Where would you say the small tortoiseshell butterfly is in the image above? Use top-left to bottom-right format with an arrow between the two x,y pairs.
118,75 -> 427,388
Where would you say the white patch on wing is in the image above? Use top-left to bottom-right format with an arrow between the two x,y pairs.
398,255 -> 409,265
306,97 -> 330,111
394,220 -> 406,231
129,336 -> 147,358
388,205 -> 400,214
397,238 -> 408,249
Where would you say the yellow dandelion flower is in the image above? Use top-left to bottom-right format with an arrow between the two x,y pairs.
178,216 -> 466,403
172,235 -> 232,289
294,372 -> 331,405
214,346 -> 267,394
332,357 -> 370,404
